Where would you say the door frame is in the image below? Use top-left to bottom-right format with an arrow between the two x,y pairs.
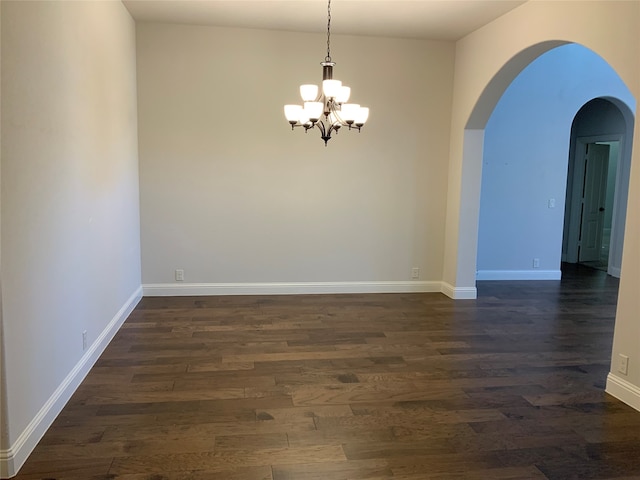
564,134 -> 623,273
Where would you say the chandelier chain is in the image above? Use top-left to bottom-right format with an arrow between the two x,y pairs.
325,0 -> 332,62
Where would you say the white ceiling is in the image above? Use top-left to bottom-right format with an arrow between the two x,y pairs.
122,0 -> 527,41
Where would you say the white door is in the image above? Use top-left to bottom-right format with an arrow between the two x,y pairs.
579,143 -> 609,262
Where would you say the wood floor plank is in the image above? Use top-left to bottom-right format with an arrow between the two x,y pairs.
390,465 -> 548,479
13,457 -> 114,477
272,458 -> 392,480
10,263 -> 640,479
214,433 -> 289,451
109,445 -> 346,474
291,383 -> 468,406
112,467 -> 274,480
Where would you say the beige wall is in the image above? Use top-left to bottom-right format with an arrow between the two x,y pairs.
445,0 -> 639,406
0,0 -> 6,460
0,1 -> 141,475
610,112 -> 640,407
136,24 -> 454,293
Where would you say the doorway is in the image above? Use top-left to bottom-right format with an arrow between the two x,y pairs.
564,140 -> 617,271
562,98 -> 634,278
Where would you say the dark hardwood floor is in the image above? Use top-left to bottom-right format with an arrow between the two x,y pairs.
10,264 -> 640,479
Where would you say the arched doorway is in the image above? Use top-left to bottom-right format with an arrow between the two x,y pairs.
473,44 -> 636,282
563,98 -> 635,277
449,38 -> 639,411
441,0 -> 640,413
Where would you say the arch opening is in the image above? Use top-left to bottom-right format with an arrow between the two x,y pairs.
563,98 -> 635,278
456,42 -> 636,290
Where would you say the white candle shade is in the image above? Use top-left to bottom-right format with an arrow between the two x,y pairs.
300,84 -> 318,102
354,107 -> 369,125
340,103 -> 360,122
304,101 -> 324,121
322,79 -> 342,98
284,104 -> 302,123
336,85 -> 351,103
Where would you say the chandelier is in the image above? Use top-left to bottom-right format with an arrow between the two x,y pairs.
284,0 -> 369,146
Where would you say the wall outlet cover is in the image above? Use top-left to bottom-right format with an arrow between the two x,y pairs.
618,354 -> 629,375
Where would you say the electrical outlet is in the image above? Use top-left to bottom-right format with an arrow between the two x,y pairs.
533,258 -> 540,268
411,267 -> 420,279
548,198 -> 556,208
618,354 -> 629,375
175,269 -> 185,281
82,330 -> 87,351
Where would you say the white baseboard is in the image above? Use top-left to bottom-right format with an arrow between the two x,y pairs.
143,281 -> 443,296
476,270 -> 562,281
143,280 -> 481,299
606,373 -> 640,412
144,280 -> 480,300
0,287 -> 143,479
440,282 -> 477,300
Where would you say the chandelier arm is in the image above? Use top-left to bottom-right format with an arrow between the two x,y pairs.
314,120 -> 327,137
319,120 -> 334,146
328,107 -> 347,127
